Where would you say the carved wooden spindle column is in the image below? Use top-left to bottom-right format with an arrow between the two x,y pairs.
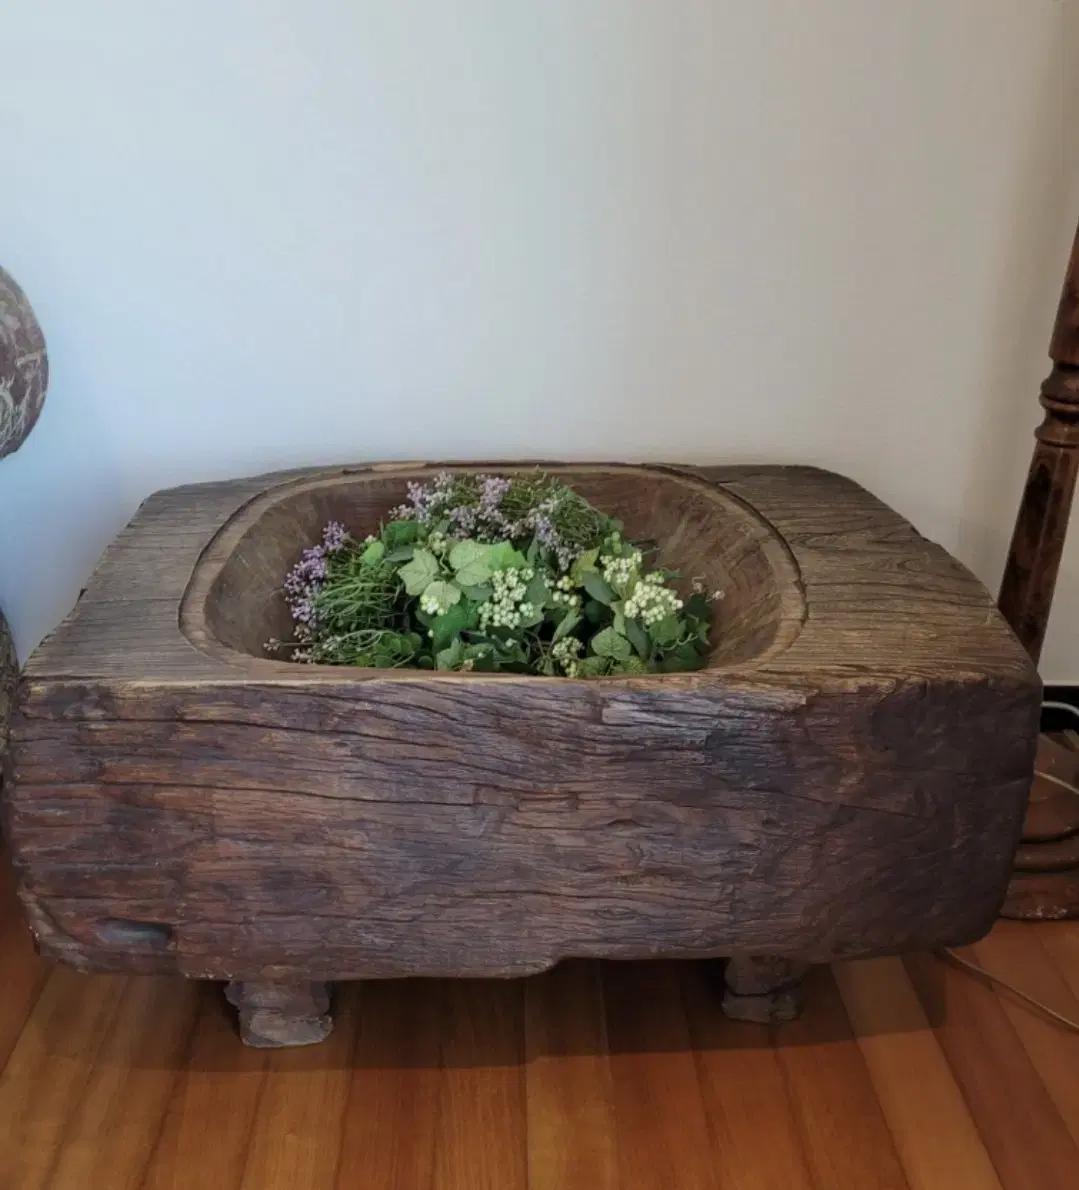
999,220 -> 1079,919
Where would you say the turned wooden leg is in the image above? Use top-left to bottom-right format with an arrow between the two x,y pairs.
721,956 -> 808,1024
996,216 -> 1079,919
225,980 -> 333,1048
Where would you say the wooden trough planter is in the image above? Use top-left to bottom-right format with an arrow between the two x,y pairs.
3,463 -> 1041,1047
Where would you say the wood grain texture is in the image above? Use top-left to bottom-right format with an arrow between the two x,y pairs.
681,963 -> 816,1190
5,851 -> 1079,1190
3,464 -> 1041,986
834,956 -> 1003,1190
0,853 -> 48,1071
141,986 -> 269,1190
603,962 -> 721,1190
525,962 -> 618,1190
971,925 -> 1079,1147
433,980 -> 527,1190
236,991 -> 357,1190
44,976 -> 200,1190
904,949 -> 1079,1190
334,981 -> 441,1190
774,966 -> 911,1190
0,966 -> 127,1190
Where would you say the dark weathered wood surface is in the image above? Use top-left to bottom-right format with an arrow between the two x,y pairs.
4,464 -> 1041,991
0,267 -> 48,460
721,955 -> 808,1023
225,979 -> 332,1048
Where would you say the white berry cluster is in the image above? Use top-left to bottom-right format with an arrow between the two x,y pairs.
420,585 -> 458,616
479,567 -> 535,631
426,530 -> 449,556
625,572 -> 684,625
601,548 -> 643,589
551,574 -> 582,609
551,636 -> 583,676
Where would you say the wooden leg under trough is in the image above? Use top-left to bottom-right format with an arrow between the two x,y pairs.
721,956 -> 809,1024
226,980 -> 334,1048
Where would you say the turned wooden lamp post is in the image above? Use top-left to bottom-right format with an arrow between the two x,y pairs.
999,217 -> 1079,918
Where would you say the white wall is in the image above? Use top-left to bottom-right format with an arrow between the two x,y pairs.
2,1 -> 1078,676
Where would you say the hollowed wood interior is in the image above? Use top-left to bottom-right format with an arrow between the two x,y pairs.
198,465 -> 802,671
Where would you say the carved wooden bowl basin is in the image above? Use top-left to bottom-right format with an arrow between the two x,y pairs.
5,463 -> 1040,1046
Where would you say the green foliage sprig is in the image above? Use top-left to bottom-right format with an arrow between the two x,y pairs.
270,471 -> 715,676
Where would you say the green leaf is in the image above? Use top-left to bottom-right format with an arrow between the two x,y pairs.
457,561 -> 492,586
660,642 -> 706,673
382,520 -> 423,549
428,602 -> 470,650
361,540 -> 386,566
583,599 -> 606,625
576,656 -> 610,678
625,618 -> 651,660
383,545 -> 415,563
552,611 -> 581,642
518,605 -> 544,629
685,592 -> 712,621
571,549 -> 600,584
582,572 -> 615,605
398,548 -> 440,595
465,645 -> 497,672
612,656 -> 649,675
525,573 -> 549,608
488,541 -> 528,572
459,583 -> 492,603
449,539 -> 490,569
652,614 -> 683,647
449,540 -> 494,586
436,639 -> 465,670
591,627 -> 632,661
422,580 -> 462,610
613,610 -> 626,637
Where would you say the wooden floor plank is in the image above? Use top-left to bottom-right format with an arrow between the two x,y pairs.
972,925 -> 1079,1149
525,961 -> 618,1190
1037,921 -> 1079,1001
334,980 -> 441,1190
905,948 -> 1079,1190
0,861 -> 48,1073
602,961 -> 720,1190
432,979 -> 527,1190
141,984 -> 268,1190
680,962 -> 816,1190
6,928 -> 1079,1187
834,956 -> 1003,1190
0,967 -> 127,1190
775,966 -> 910,1190
45,975 -> 201,1190
237,986 -> 358,1190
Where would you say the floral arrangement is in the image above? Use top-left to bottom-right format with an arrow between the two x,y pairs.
269,471 -> 715,676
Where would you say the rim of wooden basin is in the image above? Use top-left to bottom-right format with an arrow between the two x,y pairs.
180,463 -> 806,681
